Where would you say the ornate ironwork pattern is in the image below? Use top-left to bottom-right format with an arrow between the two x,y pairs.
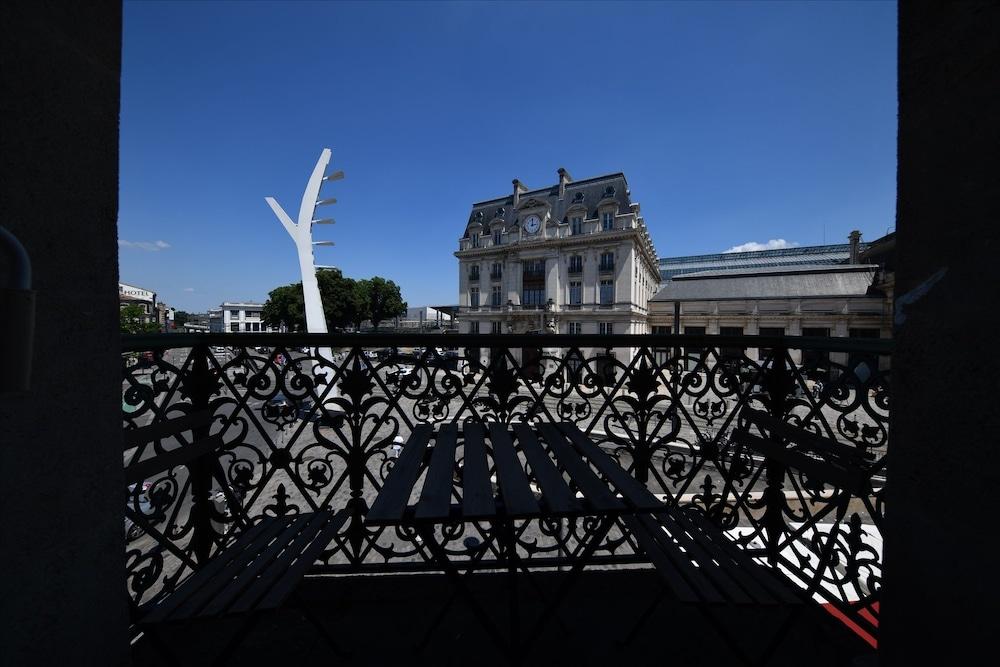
121,333 -> 889,640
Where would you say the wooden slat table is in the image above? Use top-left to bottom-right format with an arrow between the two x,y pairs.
365,421 -> 666,660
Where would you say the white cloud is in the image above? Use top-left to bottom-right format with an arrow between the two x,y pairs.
119,239 -> 171,252
183,287 -> 195,292
723,239 -> 799,253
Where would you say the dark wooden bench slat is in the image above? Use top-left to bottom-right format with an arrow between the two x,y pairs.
741,407 -> 870,463
123,410 -> 214,450
142,517 -> 290,623
674,510 -> 803,605
124,434 -> 224,486
631,513 -> 727,604
665,510 -> 782,605
366,424 -> 434,524
536,423 -> 625,513
488,424 -> 540,518
227,511 -> 340,615
415,425 -> 460,520
460,424 -> 496,519
733,430 -> 865,495
255,510 -> 351,610
558,423 -> 664,511
620,515 -> 701,603
513,424 -> 582,515
199,513 -> 320,617
649,512 -> 756,605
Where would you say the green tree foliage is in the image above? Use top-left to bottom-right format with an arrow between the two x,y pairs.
174,310 -> 190,327
262,284 -> 306,331
366,276 -> 407,331
120,304 -> 161,334
263,271 -> 407,333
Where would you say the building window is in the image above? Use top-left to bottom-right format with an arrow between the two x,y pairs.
470,232 -> 479,248
568,322 -> 582,335
491,285 -> 502,307
469,265 -> 480,281
599,252 -> 614,272
568,255 -> 582,274
522,259 -> 545,308
569,281 -> 582,306
244,323 -> 251,332
602,212 -> 614,231
719,326 -> 745,366
491,263 -> 502,280
522,288 -> 545,307
470,287 -> 480,308
252,322 -> 260,332
757,326 -> 784,363
683,325 -> 707,370
599,322 -> 614,335
230,323 -> 239,332
571,216 -> 583,235
493,230 -> 502,245
491,321 -> 502,334
230,309 -> 240,318
802,327 -> 831,380
652,326 -> 672,365
469,321 -> 480,334
599,279 -> 614,305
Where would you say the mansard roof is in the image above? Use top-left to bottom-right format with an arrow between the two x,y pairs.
465,173 -> 631,232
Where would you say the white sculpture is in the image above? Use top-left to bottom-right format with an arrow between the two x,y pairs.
265,148 -> 343,393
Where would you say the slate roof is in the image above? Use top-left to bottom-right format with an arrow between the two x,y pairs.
651,264 -> 879,301
658,243 -> 870,281
464,173 -> 632,235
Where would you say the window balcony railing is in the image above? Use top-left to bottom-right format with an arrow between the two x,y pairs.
598,263 -> 614,272
121,332 -> 890,646
490,271 -> 502,281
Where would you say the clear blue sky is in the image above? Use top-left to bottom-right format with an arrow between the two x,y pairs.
119,0 -> 897,313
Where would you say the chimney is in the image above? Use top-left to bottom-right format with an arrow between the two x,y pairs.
557,167 -> 573,199
848,230 -> 862,264
512,179 -> 528,206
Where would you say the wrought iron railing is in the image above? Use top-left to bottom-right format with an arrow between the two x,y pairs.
121,332 -> 889,641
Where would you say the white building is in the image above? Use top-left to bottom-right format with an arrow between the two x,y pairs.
395,306 -> 453,330
209,302 -> 280,333
456,169 -> 660,377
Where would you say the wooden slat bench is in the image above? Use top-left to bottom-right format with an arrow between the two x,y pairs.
622,407 -> 877,665
124,411 -> 349,666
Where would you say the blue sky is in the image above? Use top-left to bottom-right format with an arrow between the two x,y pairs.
119,0 -> 897,313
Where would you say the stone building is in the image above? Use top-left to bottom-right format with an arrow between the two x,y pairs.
455,169 -> 660,376
208,302 -> 280,333
648,263 -> 891,372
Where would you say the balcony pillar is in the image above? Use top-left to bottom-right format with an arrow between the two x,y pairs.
883,3 -> 999,664
0,2 -> 129,664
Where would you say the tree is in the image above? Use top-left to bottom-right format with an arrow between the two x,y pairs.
365,277 -> 407,331
120,304 -> 161,334
174,311 -> 190,327
262,284 -> 306,332
316,268 -> 363,331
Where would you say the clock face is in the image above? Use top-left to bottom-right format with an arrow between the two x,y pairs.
524,214 -> 541,235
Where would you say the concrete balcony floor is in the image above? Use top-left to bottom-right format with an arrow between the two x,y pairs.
131,568 -> 876,666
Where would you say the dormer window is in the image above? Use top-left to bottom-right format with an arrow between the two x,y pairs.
493,229 -> 502,245
571,217 -> 583,235
602,212 -> 614,231
470,232 -> 479,248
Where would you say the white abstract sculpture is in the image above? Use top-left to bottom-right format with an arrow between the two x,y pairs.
265,148 -> 343,392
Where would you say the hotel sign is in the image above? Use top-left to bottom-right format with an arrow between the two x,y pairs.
119,283 -> 154,302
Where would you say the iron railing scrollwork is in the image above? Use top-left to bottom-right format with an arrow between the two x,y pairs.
121,332 -> 889,642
